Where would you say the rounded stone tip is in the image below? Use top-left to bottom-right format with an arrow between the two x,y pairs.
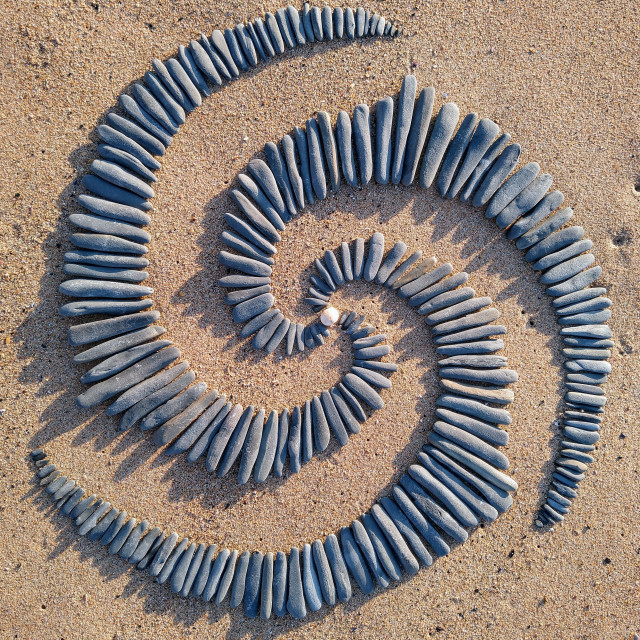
320,306 -> 340,327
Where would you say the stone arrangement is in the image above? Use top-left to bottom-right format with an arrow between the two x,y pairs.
37,0 -> 613,621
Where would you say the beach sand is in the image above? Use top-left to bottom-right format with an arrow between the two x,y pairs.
0,1 -> 638,638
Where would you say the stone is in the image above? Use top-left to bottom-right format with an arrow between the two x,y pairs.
281,134 -> 305,208
546,267 -> 603,297
350,520 -> 390,587
556,295 -> 611,316
398,262 -> 452,298
306,118 -> 327,199
425,296 -> 492,325
320,390 -> 349,446
459,132 -> 511,202
294,126 -> 314,205
287,548 -> 307,619
344,6 -> 355,38
132,81 -> 180,133
96,143 -> 158,184
437,112 -> 479,196
540,254 -> 595,285
339,526 -> 375,593
301,544 -> 323,611
287,6 -> 306,45
71,232 -> 149,257
235,176 -> 286,231
253,314 -> 284,351
533,239 -> 594,272
432,323 -> 507,344
310,6 -> 323,39
419,102 -> 460,188
77,194 -> 151,226
390,75 -> 418,184
119,520 -> 150,560
436,340 -> 505,356
336,382 -> 368,422
380,497 -> 433,567
431,307 -> 502,336
189,39 -> 222,85
370,503 -> 420,574
324,534 -> 352,602
237,409 -> 265,484
64,250 -> 149,270
485,161 -> 540,219
428,433 -> 517,492
76,347 -> 180,409
259,551 -> 274,619
60,299 -> 152,317
355,7 -> 366,36
352,104 -> 373,185
440,378 -> 514,405
59,278 -> 153,300
213,549 -> 239,604
221,231 -> 275,265
351,237 -> 365,279
201,548 -> 230,602
438,365 -> 517,386
506,190 -> 565,240
224,28 -> 249,71
224,285 -> 272,306
120,94 -> 174,146
329,388 -> 361,434
105,112 -> 166,156
385,251 -> 424,288
243,551 -> 264,618
317,111 -> 340,192
495,173 -> 554,229
364,232 -> 385,281
96,123 -> 161,170
81,340 -> 172,383
264,142 -> 297,218
336,111 -> 357,186
209,29 -> 239,76
63,263 -> 149,284
516,208 -> 575,250
435,408 -> 508,446
219,251 -> 272,278
143,71 -> 186,126
229,550 -> 251,608
471,143 -> 522,207
138,380 -> 206,432
231,293 -> 275,324
352,344 -> 390,359
374,97 -> 394,184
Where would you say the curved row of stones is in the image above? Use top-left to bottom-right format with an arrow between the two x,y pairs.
32,434 -> 517,619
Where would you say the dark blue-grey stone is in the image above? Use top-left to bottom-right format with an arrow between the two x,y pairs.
308,540 -> 335,607
426,296 -> 492,325
352,343 -> 389,358
310,395 -> 330,452
225,285 -> 272,307
321,5 -> 333,39
302,544 -> 323,611
333,6 -> 344,37
293,126 -> 314,205
433,324 -> 507,345
301,3 -> 315,42
214,549 -> 238,604
306,118 -> 327,199
189,39 -> 222,85
495,173 -> 553,229
336,110 -> 357,186
264,12 -> 285,53
350,520 -> 390,587
546,266 -> 602,297
204,404 -> 243,472
419,102 -> 459,188
243,551 -> 263,617
64,249 -> 149,271
540,253 -> 595,285
353,104 -> 373,185
459,132 -> 511,202
232,293 -> 274,324
287,6 -> 306,44
120,93 -> 173,146
229,550 -> 251,608
320,390 -> 349,446
471,143 -> 522,207
355,7 -> 366,36
253,313 -> 284,350
239,308 -> 279,339
71,232 -> 148,256
253,409 -> 278,482
282,134 -> 305,208
60,487 -> 86,517
201,548 -> 230,602
324,534 -> 351,602
236,173 -> 286,231
339,526 -> 374,594
272,551 -> 288,616
384,250 -> 423,287
217,404 -> 256,477
82,173 -> 152,210
374,97 -> 394,184
59,278 -> 152,300
287,404 -> 302,471
77,194 -> 150,226
219,251 -> 272,278
81,340 -> 171,384
252,18 -> 275,59
485,161 -> 540,219
336,382 -> 367,422
224,28 -> 248,71
151,58 -> 191,110
516,207 -> 575,250
108,516 -> 137,556
364,231 -> 385,281
351,366 -> 392,390
370,503 -> 420,574
63,262 -> 148,284
559,310 -> 610,325
436,112 -> 479,196
238,409 -> 265,484
417,285 -> 475,316
565,391 -> 606,408
438,365 -> 517,387
128,526 -> 162,565
269,408 -> 288,478
428,433 -> 517,492
390,75 -> 418,184
309,6 -> 323,39
96,143 -> 158,185
209,29 -> 239,76
264,142 -> 297,218
105,112 -> 166,157
191,544 -> 216,597
60,299 -> 152,317
561,324 -> 612,340
118,519 -> 149,560
259,552 -> 274,619
436,339 -> 504,356
287,548 -> 307,619
221,231 -> 275,265
431,308 -> 502,336
143,71 -> 186,126
533,239 -> 594,271
342,373 -> 384,410
138,380 -> 205,432
245,160 -> 288,225
506,189 -> 565,239
556,294 -> 610,315
96,122 -> 161,171
317,111 -> 340,192
400,87 -> 436,185
329,388 -> 361,434
435,407 -> 508,446
380,497 -> 433,567
374,242 -> 407,285
399,262 -> 453,298
132,82 -> 180,133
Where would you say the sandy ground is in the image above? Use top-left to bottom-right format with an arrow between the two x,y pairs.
1,1 -> 639,638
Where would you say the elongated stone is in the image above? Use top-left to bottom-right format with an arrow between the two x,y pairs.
223,28 -> 248,72
556,294 -> 610,316
96,144 -> 157,185
132,82 -> 180,133
437,112 -> 479,196
118,519 -> 150,560
71,232 -> 148,256
246,160 -> 287,224
319,390 -> 348,446
143,70 -> 186,126
329,388 -> 361,434
217,405 -> 256,477
237,409 -> 265,484
323,250 -> 344,286
253,18 -> 275,58
282,134 -> 304,208
252,313 -> 284,350
399,263 -> 453,298
435,407 -> 508,446
306,118 -> 327,199
426,296 -> 492,325
380,497 -> 433,567
506,189 -> 565,240
224,213 -> 276,254
272,408 -> 289,477
324,534 -> 351,602
541,253 -> 595,285
547,266 -> 602,297
213,549 -> 238,604
431,308 -> 502,336
60,299 -> 151,317
317,111 -> 340,192
309,5 -> 323,39
97,123 -> 161,170
140,381 -> 207,432
374,97 -> 394,184
374,242 -> 407,285
64,250 -> 149,270
301,544 -> 322,612
225,286 -> 273,308
286,548 -> 306,619
265,12 -> 285,53
439,365 -> 517,386
168,395 -> 228,457
231,293 -> 274,324
335,110 -> 357,186
459,133 -> 512,202
533,239 -> 594,272
189,39 -> 222,85
119,94 -> 173,147
496,173 -> 553,229
384,251 -> 423,288
436,339 -> 504,355
151,58 -> 191,111
419,102 -> 459,188
293,126 -> 314,206
485,161 -> 540,219
69,494 -> 96,519
369,503 -> 419,574
339,526 -> 374,594
399,86 -> 435,186
200,547 -> 229,602
516,207 -> 575,250
221,232 -> 275,266
266,550 -> 287,617
352,104 -> 373,185
436,393 -> 511,424
219,251 -> 272,278
229,550 -> 251,608
209,29 -> 239,76
236,174 -> 286,231
389,75 -> 418,184
264,142 -> 297,218
244,551 -> 264,618
105,112 -> 166,158
559,309 -> 611,325
259,551 -> 274,619
440,378 -> 514,405
561,324 -> 612,339
352,344 -> 390,360
59,278 -> 152,300
63,262 -> 148,284
77,195 -> 150,227
363,231 -> 385,281
348,520 -> 389,588
472,143 -> 522,208
287,6 -> 305,44
417,286 -> 474,316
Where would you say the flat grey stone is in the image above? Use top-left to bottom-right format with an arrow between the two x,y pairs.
214,549 -> 239,604
342,373 -> 384,410
458,131 -> 510,202
108,516 -> 137,556
437,112 -> 479,196
336,110 -> 357,186
229,550 -> 250,608
506,189 -> 565,240
259,551 -> 274,619
351,366 -> 392,390
431,307 -> 502,335
546,266 -> 602,297
265,12 -> 285,53
485,161 -> 540,219
419,102 -> 460,188
471,143 -> 522,207
139,381 -> 207,432
77,194 -> 150,226
224,28 -> 248,71
81,340 -> 171,383
433,323 -> 507,345
59,278 -> 152,300
336,382 -> 367,421
235,175 -> 286,231
96,143 -> 158,185
333,6 -> 344,37
540,253 -> 595,284
329,388 -> 361,434
435,407 -> 508,446
221,231 -> 275,265
384,250 -> 423,287
301,544 -> 323,611
439,377 -> 514,405
417,285 -> 474,316
390,75 -> 418,184
320,390 -> 349,446
239,308 -> 279,338
151,58 -> 191,111
225,285 -> 272,306
561,324 -> 612,339
370,503 -> 420,574
252,18 -> 275,59
201,548 -> 230,602
323,249 -> 344,286
105,112 -> 166,156
321,5 -> 333,39
306,118 -> 327,199
243,551 -> 263,617
64,249 -> 149,270
189,39 -> 222,85
217,405 -> 256,477
301,3 -> 315,42
232,293 -> 275,323
310,6 -> 323,39
428,432 -> 517,492
287,6 -> 306,44
324,534 -> 351,602
265,142 -> 297,218
169,395 -> 228,457
210,29 -> 239,76
317,112 -> 339,192
533,239 -> 594,271
556,294 -> 610,316
253,313 -> 284,350
380,497 -> 433,567
100,509 -> 127,546
76,346 -> 180,409
287,547 -> 307,619
426,296 -> 492,325
272,551 -> 288,616
143,71 -> 186,126
516,207 -> 575,250
68,494 -> 95,519
238,409 -> 265,484
246,160 -> 288,225
495,173 -> 553,229
132,81 -> 180,133
436,340 -> 505,356
129,526 -> 162,565
120,94 -> 173,146
71,231 -> 148,256
293,126 -> 314,205
364,231 -> 385,281
119,520 -> 149,560
253,409 -> 278,482
399,263 -> 453,298
281,134 -> 305,208
63,262 -> 148,284
374,97 -> 394,184
339,526 -> 374,594
558,309 -> 610,325
60,299 -> 152,317
350,520 -> 389,588
219,251 -> 272,278
353,104 -> 373,185
61,488 -> 86,517
96,123 -> 161,170
355,7 -> 366,36
438,365 -> 517,386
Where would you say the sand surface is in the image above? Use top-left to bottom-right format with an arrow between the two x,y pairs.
1,1 -> 639,638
